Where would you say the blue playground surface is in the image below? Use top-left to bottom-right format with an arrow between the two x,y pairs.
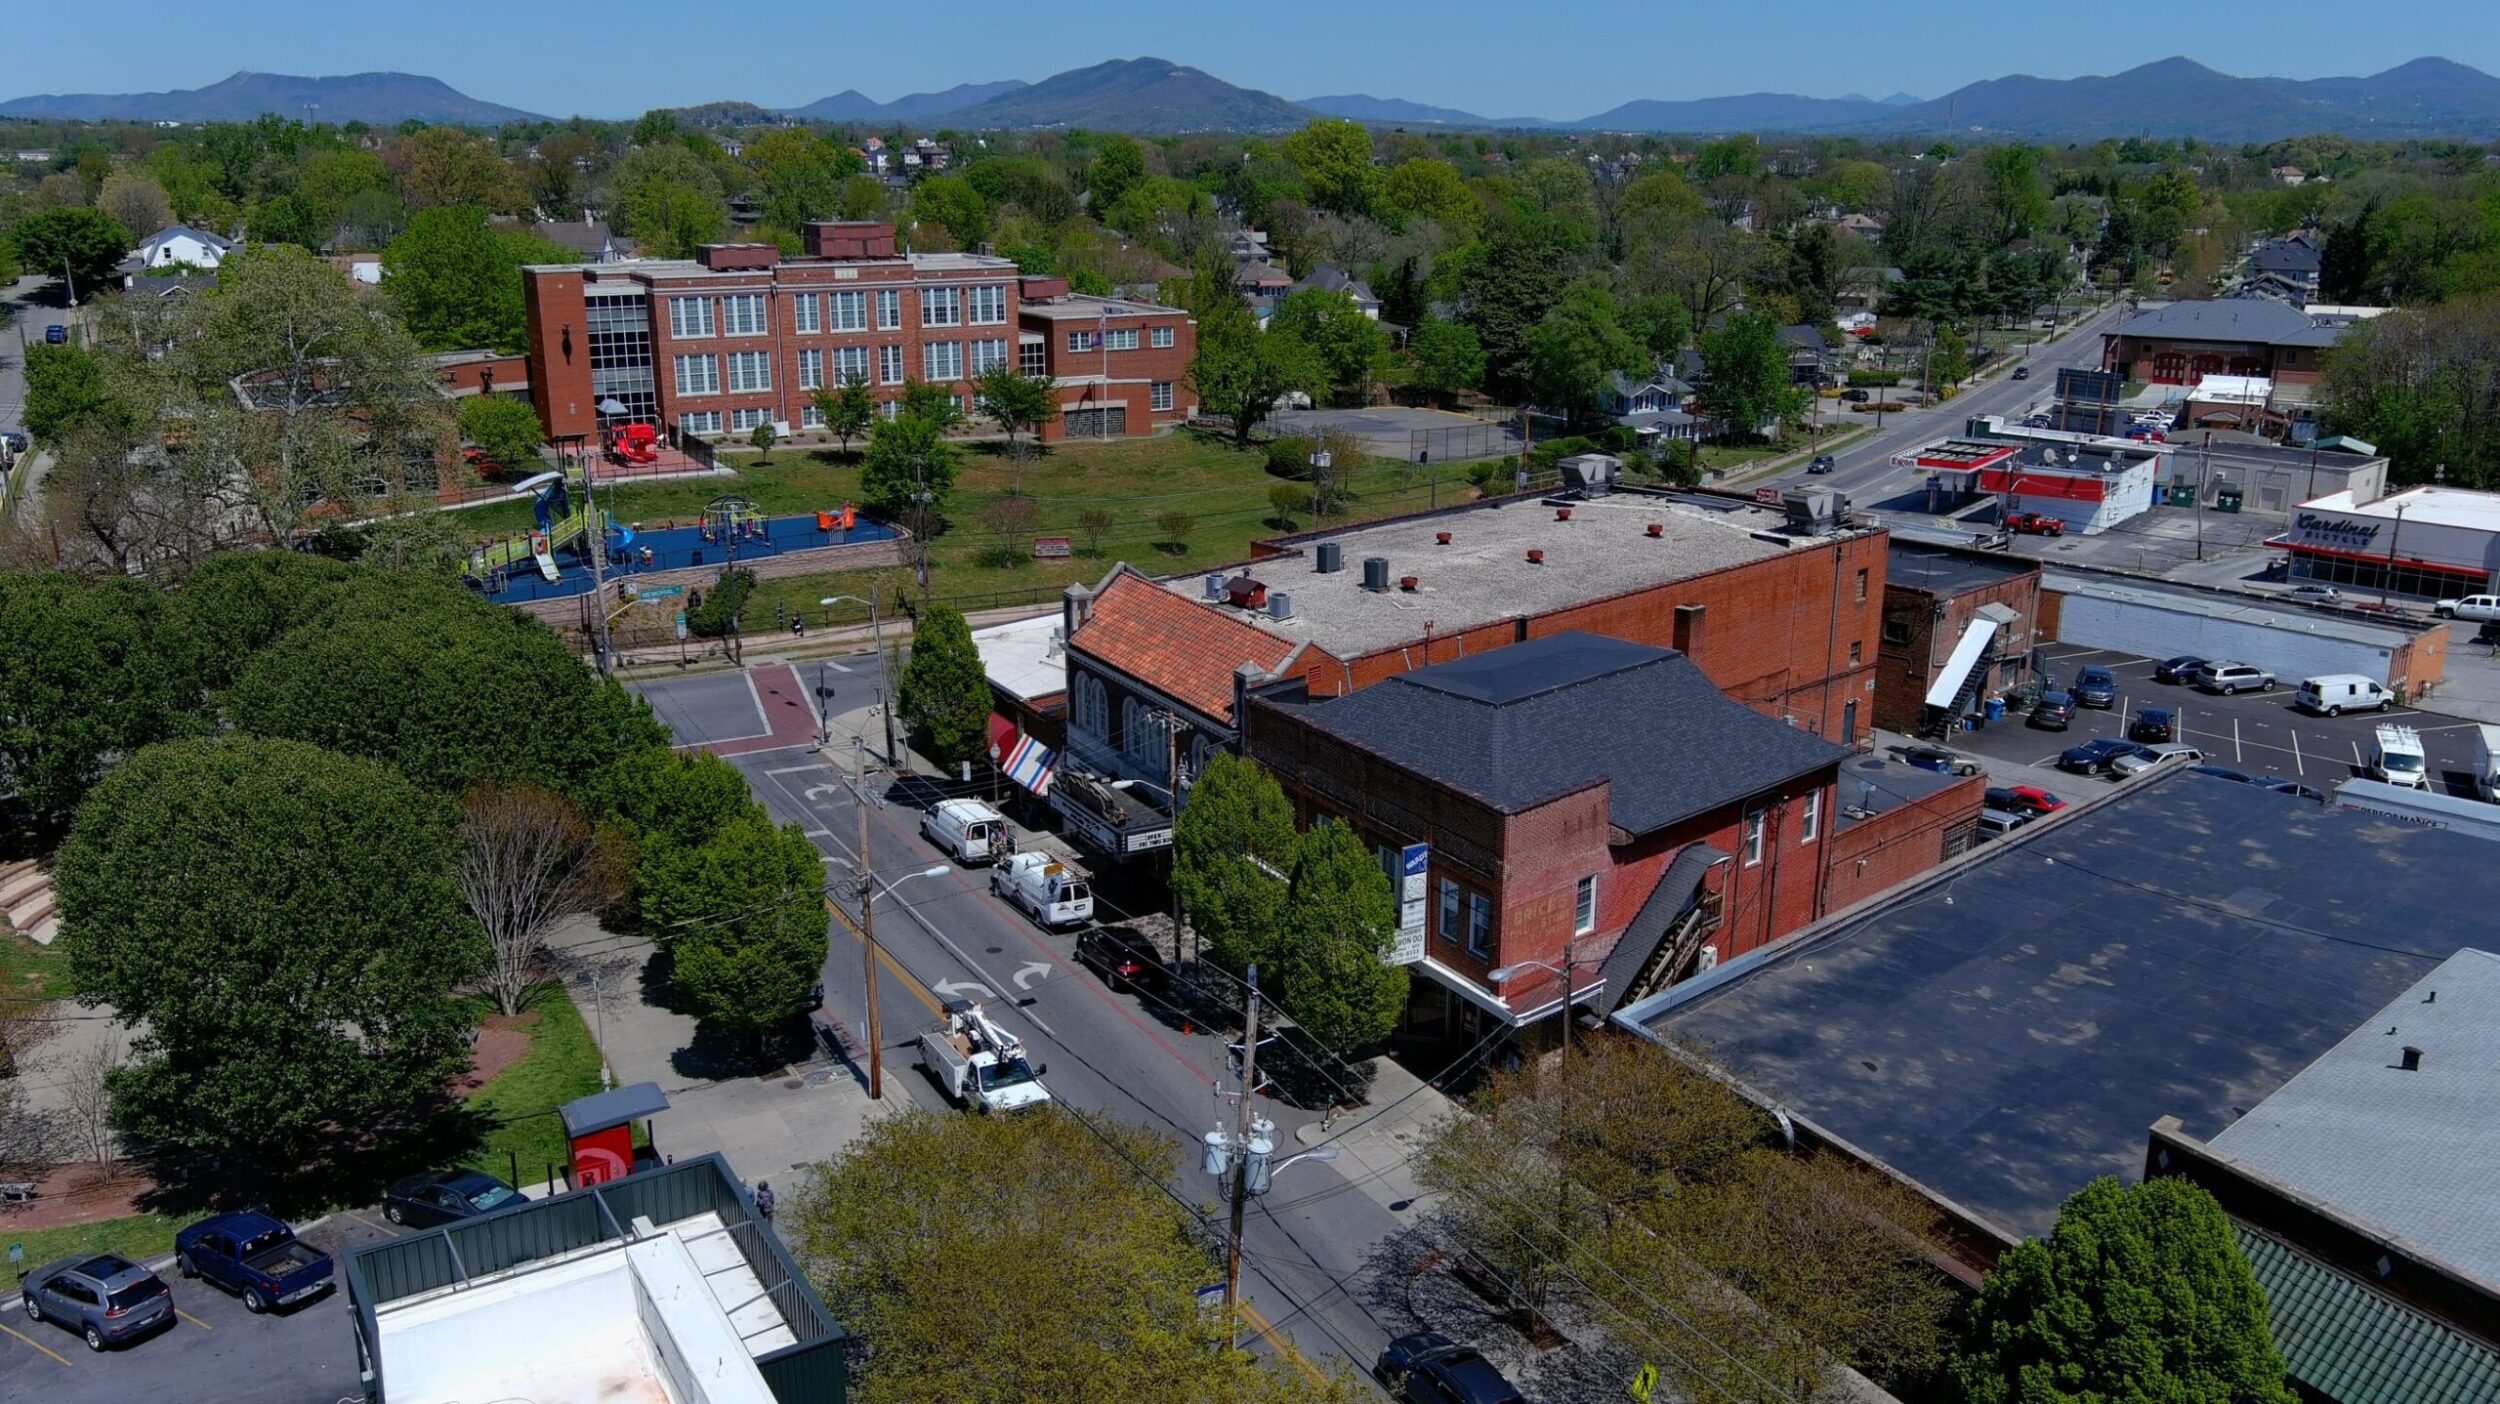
468,512 -> 901,604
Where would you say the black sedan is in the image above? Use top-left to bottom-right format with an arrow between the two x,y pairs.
2262,778 -> 2328,801
2059,738 -> 2142,775
2153,655 -> 2209,684
2028,690 -> 2077,730
384,1170 -> 527,1228
2071,666 -> 2119,709
2129,707 -> 2178,744
1376,1332 -> 1527,1404
2190,764 -> 2260,785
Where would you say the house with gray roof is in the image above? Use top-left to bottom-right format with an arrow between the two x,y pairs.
528,218 -> 634,263
1287,263 -> 1380,318
1600,366 -> 1698,443
120,224 -> 232,282
2103,297 -> 2348,403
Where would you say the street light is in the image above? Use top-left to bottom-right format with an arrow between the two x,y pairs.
820,593 -> 896,765
1488,937 -> 1585,1062
835,856 -> 954,1100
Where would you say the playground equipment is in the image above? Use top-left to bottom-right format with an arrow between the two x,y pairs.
477,471 -> 590,577
610,422 -> 661,466
702,495 -> 765,544
528,530 -> 560,581
815,504 -> 859,534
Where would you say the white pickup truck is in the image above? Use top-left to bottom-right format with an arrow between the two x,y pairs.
918,1002 -> 1051,1113
989,852 -> 1094,928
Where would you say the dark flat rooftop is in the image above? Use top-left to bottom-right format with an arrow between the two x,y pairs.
1622,769 -> 2478,1240
1887,540 -> 2037,599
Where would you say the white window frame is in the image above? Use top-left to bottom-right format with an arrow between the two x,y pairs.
1019,340 -> 1047,376
791,293 -> 820,334
879,398 -> 900,420
727,350 -> 772,393
730,407 -> 767,433
681,410 -> 722,435
829,290 -> 868,332
923,341 -> 963,382
797,347 -> 825,391
668,297 -> 713,339
721,293 -> 768,337
920,286 -> 961,327
969,284 -> 1008,325
1574,875 -> 1597,935
673,353 -> 719,397
1742,811 -> 1765,867
878,344 -> 905,386
875,288 -> 903,330
1068,330 -> 1099,353
800,403 -> 825,428
1438,877 -> 1461,945
1151,381 -> 1174,412
1105,328 -> 1140,351
1800,791 -> 1819,844
835,345 -> 871,384
971,339 -> 1008,374
1151,325 -> 1175,349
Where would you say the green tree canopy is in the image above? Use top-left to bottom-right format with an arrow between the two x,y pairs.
57,736 -> 483,1169
1948,1176 -> 2295,1404
1458,210 -> 1585,399
1085,134 -> 1149,216
812,374 -> 877,455
21,339 -> 132,443
1272,819 -> 1406,1050
226,576 -> 667,795
609,143 -> 728,258
898,602 -> 989,766
972,363 -> 1058,462
1173,752 -> 1298,972
1380,158 -> 1480,237
1269,288 -> 1388,406
910,175 -> 990,249
1696,311 -> 1804,443
394,126 -> 528,213
1527,283 -> 1649,428
169,549 -> 357,692
1189,299 -> 1320,446
458,394 -> 547,475
788,1107 -> 1367,1404
386,205 -> 575,353
858,410 -> 962,520
648,810 -> 826,1038
10,206 -> 132,294
1282,118 -> 1376,216
0,574 -> 204,828
1407,317 -> 1487,400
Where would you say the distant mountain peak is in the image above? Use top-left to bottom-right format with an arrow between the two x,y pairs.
0,69 -> 540,124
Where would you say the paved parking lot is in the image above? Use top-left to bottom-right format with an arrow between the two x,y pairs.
1945,646 -> 2490,797
5,1211 -> 392,1404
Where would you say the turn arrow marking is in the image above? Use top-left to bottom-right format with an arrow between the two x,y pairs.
931,978 -> 995,1002
1012,960 -> 1052,991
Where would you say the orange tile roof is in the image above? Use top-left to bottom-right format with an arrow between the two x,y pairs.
1072,572 -> 1300,723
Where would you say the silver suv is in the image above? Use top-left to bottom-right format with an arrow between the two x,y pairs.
2195,662 -> 2275,695
21,1253 -> 174,1351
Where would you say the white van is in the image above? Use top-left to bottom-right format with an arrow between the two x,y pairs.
2472,725 -> 2500,804
2435,594 -> 2500,622
921,798 -> 1008,865
2294,675 -> 2392,717
2369,724 -> 2428,789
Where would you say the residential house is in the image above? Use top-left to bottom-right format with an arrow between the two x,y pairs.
530,218 -> 635,264
2270,164 -> 2308,185
2241,233 -> 2324,304
1288,263 -> 1381,319
1832,212 -> 1884,240
1233,259 -> 1294,302
1776,323 -> 1835,386
123,224 -> 233,279
1599,367 -> 1698,444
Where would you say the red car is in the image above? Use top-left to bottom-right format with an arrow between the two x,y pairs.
2126,426 -> 2168,442
2005,511 -> 2065,537
1986,785 -> 2067,817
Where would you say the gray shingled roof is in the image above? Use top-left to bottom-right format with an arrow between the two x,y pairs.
1281,633 -> 1847,836
2112,298 -> 2328,344
2250,238 -> 2323,275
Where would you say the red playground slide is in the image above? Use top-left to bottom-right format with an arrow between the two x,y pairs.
611,422 -> 661,466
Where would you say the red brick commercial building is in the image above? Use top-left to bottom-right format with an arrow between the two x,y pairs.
1242,633 -> 1973,1054
2100,298 -> 2344,400
520,221 -> 1194,449
1875,540 -> 2044,737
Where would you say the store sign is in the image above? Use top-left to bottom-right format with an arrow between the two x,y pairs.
2291,512 -> 2382,549
1390,843 -> 1430,965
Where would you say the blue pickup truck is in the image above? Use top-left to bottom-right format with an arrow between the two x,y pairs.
173,1211 -> 333,1313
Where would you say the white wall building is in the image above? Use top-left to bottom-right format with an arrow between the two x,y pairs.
2278,484 -> 2500,599
130,224 -> 232,272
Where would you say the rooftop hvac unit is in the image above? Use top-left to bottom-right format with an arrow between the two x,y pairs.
1315,541 -> 1344,573
1361,556 -> 1391,591
1266,590 -> 1294,621
1557,453 -> 1622,495
1779,486 -> 1848,535
1203,572 -> 1227,600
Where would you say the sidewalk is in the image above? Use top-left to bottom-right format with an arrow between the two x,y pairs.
1290,1052 -> 1451,1217
546,915 -> 902,1189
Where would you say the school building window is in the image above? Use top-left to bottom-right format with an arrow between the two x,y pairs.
875,289 -> 902,330
673,354 -> 719,396
680,410 -> 722,435
790,294 -> 819,334
796,348 -> 824,391
667,297 -> 713,338
726,350 -> 771,393
920,287 -> 960,327
1105,328 -> 1139,351
1151,382 -> 1174,412
1151,325 -> 1175,349
969,284 -> 1007,324
722,293 -> 767,336
878,345 -> 904,385
829,290 -> 867,332
923,341 -> 963,381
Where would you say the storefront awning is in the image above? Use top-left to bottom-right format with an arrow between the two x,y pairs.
989,713 -> 1057,796
1925,616 -> 2001,709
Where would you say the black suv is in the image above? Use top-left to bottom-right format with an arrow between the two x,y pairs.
2028,690 -> 2076,730
1376,1332 -> 1526,1404
2129,707 -> 2177,744
1075,927 -> 1166,992
2071,666 -> 2118,709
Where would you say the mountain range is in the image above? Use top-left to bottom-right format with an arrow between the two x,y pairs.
0,70 -> 541,125
9,56 -> 2500,141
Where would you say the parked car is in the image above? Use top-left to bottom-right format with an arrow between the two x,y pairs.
384,1169 -> 526,1228
2129,707 -> 2178,744
2294,674 -> 2392,717
1902,744 -> 1982,777
2189,764 -> 2260,785
2019,413 -> 2054,428
2152,655 -> 2209,684
2011,365 -> 2032,380
174,1211 -> 333,1313
2435,594 -> 2500,622
2126,426 -> 2167,442
20,1254 -> 174,1351
44,324 -> 68,344
1986,785 -> 2067,816
2005,511 -> 2065,537
2195,662 -> 2275,695
1375,1332 -> 1527,1404
2028,690 -> 2077,730
2260,777 -> 2328,801
2071,665 -> 2118,709
1978,808 -> 2032,840
2283,584 -> 2343,606
2112,742 -> 2204,777
1075,927 -> 1166,992
0,429 -> 28,457
2059,738 -> 2142,774
1841,388 -> 1872,404
1808,455 -> 1837,474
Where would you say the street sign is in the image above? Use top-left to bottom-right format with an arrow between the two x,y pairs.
635,583 -> 687,601
674,611 -> 688,641
1390,843 -> 1429,964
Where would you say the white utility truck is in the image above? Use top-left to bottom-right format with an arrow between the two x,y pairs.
919,1002 -> 1051,1113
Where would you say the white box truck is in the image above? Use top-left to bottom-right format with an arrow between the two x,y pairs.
919,1002 -> 1051,1113
990,852 -> 1094,928
2335,778 -> 2500,842
2473,725 -> 2500,804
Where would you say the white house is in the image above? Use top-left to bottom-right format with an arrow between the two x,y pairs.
129,224 -> 233,273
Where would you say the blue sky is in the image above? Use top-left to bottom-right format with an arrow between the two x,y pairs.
6,1 -> 2486,119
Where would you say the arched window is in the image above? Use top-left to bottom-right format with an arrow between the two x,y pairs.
1189,734 -> 1217,780
1122,698 -> 1155,766
1073,673 -> 1108,741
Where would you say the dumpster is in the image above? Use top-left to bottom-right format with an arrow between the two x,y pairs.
2167,484 -> 2197,506
2215,485 -> 2243,513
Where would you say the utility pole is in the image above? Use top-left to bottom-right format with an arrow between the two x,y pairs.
581,447 -> 615,673
2194,434 -> 2209,563
1222,964 -> 1262,1323
1166,718 -> 1187,966
853,736 -> 885,1099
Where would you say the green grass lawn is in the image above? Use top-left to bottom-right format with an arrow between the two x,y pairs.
0,928 -> 71,1002
460,982 -> 604,1190
0,1209 -> 206,1271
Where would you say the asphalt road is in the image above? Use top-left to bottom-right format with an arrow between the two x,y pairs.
1950,643 -> 2493,797
631,659 -> 1425,1384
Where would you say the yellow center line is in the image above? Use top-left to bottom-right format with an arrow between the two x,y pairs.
0,1320 -> 73,1367
1239,1301 -> 1329,1387
176,1308 -> 213,1330
825,898 -> 944,1017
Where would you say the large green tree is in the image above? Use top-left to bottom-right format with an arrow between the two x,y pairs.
169,550 -> 358,692
57,736 -> 483,1169
1269,288 -> 1388,407
1458,211 -> 1584,400
21,339 -> 130,443
458,394 -> 547,476
226,576 -> 666,795
386,205 -> 575,353
394,126 -> 528,213
1407,317 -> 1487,402
897,603 -> 989,767
10,206 -> 132,294
858,411 -> 962,521
909,175 -> 990,250
0,575 -> 203,827
646,810 -> 826,1041
1527,283 -> 1650,428
1085,135 -> 1149,216
812,375 -> 877,455
1272,819 -> 1406,1051
609,143 -> 728,258
1189,301 -> 1319,446
1948,1176 -> 2295,1404
972,363 -> 1058,472
1172,753 -> 1298,971
788,1108 -> 1365,1404
1696,311 -> 1804,443
1281,119 -> 1376,216
1379,158 -> 1479,237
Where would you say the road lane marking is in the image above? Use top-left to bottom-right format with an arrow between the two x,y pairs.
176,1309 -> 212,1330
0,1321 -> 72,1367
1239,1301 -> 1328,1387
825,897 -> 945,1018
342,1209 -> 391,1235
2292,730 -> 2304,776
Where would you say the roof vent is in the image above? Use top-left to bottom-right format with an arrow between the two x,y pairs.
1555,507 -> 1573,522
1436,531 -> 1453,546
1646,523 -> 1664,538
1266,590 -> 1294,622
1361,556 -> 1391,591
1203,572 -> 1227,601
1400,574 -> 1420,592
1316,541 -> 1343,573
1527,549 -> 1545,565
2400,1046 -> 2423,1071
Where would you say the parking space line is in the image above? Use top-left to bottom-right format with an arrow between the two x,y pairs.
1,1320 -> 73,1367
341,1209 -> 391,1235
2292,731 -> 2304,775
177,1308 -> 213,1330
